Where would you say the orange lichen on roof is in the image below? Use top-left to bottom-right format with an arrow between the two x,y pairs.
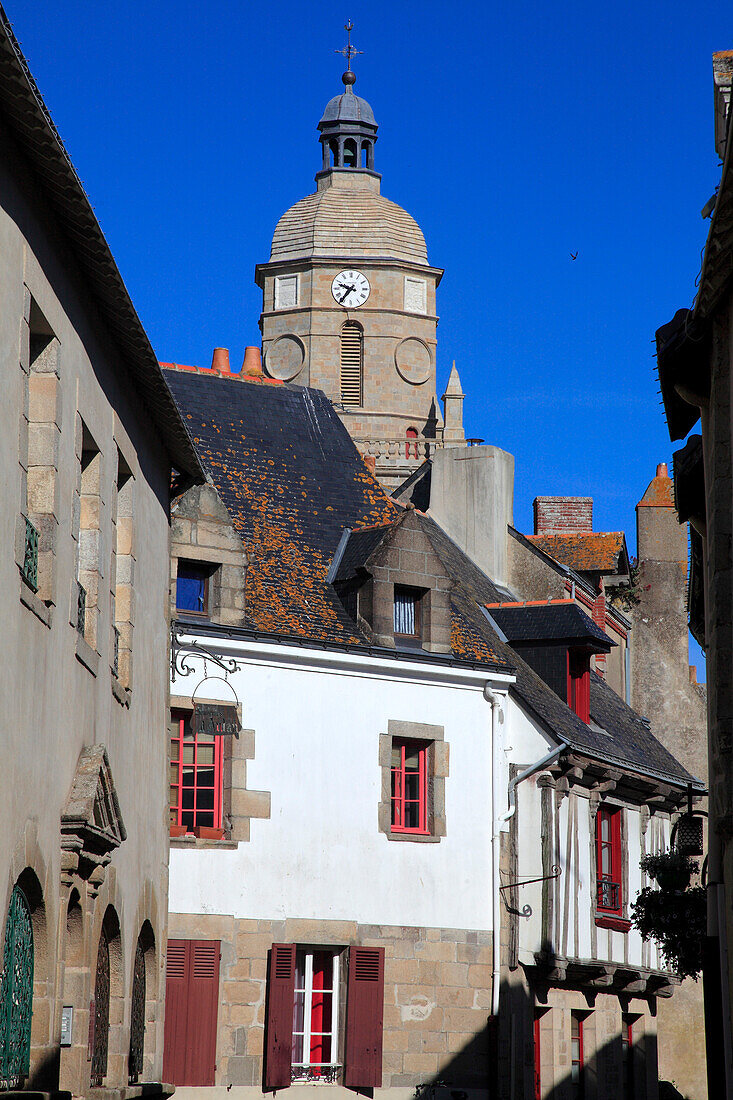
526,532 -> 626,573
451,610 -> 504,664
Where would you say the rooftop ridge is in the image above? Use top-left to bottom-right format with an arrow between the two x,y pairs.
485,599 -> 576,609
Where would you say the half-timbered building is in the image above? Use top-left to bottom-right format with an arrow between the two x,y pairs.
161,359 -> 701,1100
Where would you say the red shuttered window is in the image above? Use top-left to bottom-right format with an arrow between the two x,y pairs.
344,947 -> 385,1088
567,649 -> 590,723
265,944 -> 296,1089
596,806 -> 623,915
265,944 -> 385,1089
162,940 -> 220,1086
391,740 -> 428,834
292,950 -> 340,1081
405,427 -> 419,459
169,710 -> 223,833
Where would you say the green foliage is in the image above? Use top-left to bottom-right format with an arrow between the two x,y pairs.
631,884 -> 706,981
606,557 -> 641,611
639,848 -> 698,883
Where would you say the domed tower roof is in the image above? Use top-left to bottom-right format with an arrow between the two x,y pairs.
319,87 -> 376,126
270,184 -> 428,265
269,56 -> 428,267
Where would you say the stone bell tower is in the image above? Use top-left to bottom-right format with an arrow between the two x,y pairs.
255,45 -> 445,490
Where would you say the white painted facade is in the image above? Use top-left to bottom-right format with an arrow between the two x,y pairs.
169,633 -> 515,931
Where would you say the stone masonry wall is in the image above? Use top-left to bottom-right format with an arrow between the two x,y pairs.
167,913 -> 493,1091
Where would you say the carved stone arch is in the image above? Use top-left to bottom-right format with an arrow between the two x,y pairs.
128,920 -> 156,1084
90,905 -> 125,1088
1,824 -> 55,1090
1,867 -> 55,1090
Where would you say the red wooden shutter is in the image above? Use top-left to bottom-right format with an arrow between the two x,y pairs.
265,943 -> 296,1089
345,947 -> 385,1087
162,939 -> 220,1086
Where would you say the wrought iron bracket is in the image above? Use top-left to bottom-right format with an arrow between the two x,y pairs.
171,625 -> 242,682
499,865 -> 562,919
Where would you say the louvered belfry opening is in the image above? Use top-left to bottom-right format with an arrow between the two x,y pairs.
340,322 -> 363,406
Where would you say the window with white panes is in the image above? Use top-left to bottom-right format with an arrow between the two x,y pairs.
291,949 -> 341,1081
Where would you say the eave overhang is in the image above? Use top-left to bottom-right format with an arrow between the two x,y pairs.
0,8 -> 203,479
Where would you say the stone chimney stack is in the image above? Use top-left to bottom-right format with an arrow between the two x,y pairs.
429,444 -> 514,587
714,50 -> 733,161
441,362 -> 466,448
533,496 -> 593,535
631,462 -> 706,781
636,462 -> 687,566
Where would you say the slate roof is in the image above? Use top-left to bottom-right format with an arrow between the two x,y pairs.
165,370 -> 401,645
525,532 -> 628,574
166,369 -> 699,788
487,602 -> 613,650
0,9 -> 201,478
329,524 -> 393,583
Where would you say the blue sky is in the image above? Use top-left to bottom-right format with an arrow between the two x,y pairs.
11,1 -> 728,672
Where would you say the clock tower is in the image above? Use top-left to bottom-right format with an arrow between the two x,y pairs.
255,62 -> 444,489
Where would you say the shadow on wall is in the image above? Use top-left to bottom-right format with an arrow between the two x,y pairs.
406,976 -> 696,1100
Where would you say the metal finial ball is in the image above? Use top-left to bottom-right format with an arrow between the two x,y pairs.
342,69 -> 356,86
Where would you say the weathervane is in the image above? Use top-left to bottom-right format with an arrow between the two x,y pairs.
335,20 -> 363,72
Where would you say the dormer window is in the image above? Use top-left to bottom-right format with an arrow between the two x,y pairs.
567,649 -> 591,723
394,585 -> 422,647
176,560 -> 212,618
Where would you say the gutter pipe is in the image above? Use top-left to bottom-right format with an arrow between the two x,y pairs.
500,740 -> 569,825
484,683 -> 503,1019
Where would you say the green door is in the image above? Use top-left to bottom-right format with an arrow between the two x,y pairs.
0,886 -> 34,1088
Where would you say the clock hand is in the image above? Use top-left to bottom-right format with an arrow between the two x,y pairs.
338,284 -> 356,303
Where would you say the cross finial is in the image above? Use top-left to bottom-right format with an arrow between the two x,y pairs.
335,19 -> 363,71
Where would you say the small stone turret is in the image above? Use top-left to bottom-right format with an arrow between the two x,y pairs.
441,362 -> 465,448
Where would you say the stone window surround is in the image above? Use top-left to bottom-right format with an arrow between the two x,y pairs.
169,695 -> 271,847
378,719 -> 448,842
16,288 -> 61,626
110,447 -> 135,699
70,414 -> 104,656
274,273 -> 299,311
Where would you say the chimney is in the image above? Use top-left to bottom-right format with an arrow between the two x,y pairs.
241,346 -> 263,377
429,443 -> 514,587
636,460 -> 687,566
714,50 -> 733,160
210,347 -> 230,375
533,496 -> 593,535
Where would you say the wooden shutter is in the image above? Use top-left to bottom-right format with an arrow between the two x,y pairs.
162,939 -> 220,1086
264,943 -> 296,1089
340,323 -> 363,406
344,947 -> 385,1087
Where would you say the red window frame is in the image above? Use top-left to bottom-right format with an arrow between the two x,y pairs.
169,710 -> 223,833
571,1013 -> 584,1099
567,649 -> 590,723
596,806 -> 623,915
391,739 -> 429,834
533,1012 -> 542,1100
405,428 -> 419,459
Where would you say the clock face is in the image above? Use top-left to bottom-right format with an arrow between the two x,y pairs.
331,269 -> 370,307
